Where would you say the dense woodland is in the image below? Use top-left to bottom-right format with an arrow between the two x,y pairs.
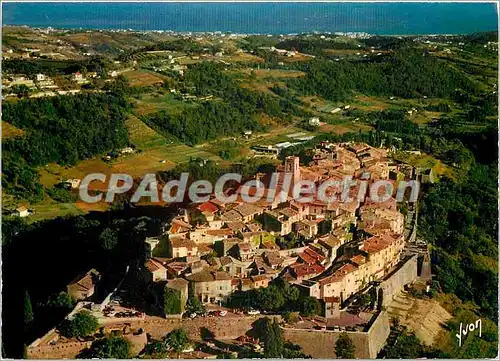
2,91 -> 130,201
286,48 -> 477,101
3,57 -> 110,77
143,62 -> 307,145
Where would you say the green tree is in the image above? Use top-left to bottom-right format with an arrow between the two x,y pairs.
165,328 -> 190,357
257,285 -> 285,311
377,289 -> 384,310
99,228 -> 118,250
143,339 -> 169,357
80,336 -> 130,358
385,328 -> 424,358
258,318 -> 284,358
24,291 -> 33,325
164,287 -> 182,315
335,332 -> 355,359
299,296 -> 321,317
369,287 -> 377,310
282,341 -> 311,358
186,296 -> 205,315
284,311 -> 300,324
59,311 -> 99,338
45,291 -> 75,310
10,84 -> 31,98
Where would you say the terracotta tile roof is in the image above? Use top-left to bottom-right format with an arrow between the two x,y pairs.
360,234 -> 398,254
197,244 -> 213,254
319,263 -> 358,285
299,247 -> 325,265
234,203 -> 263,218
145,259 -> 165,273
170,237 -> 197,250
152,257 -> 171,264
166,278 -> 188,290
291,263 -> 325,278
349,143 -> 370,154
170,218 -> 191,234
166,261 -> 188,273
220,256 -> 233,266
68,269 -> 100,291
350,254 -> 367,266
197,201 -> 219,214
318,234 -> 342,249
186,270 -> 231,282
251,275 -> 268,282
190,260 -> 209,270
221,210 -> 243,222
279,207 -> 299,219
206,228 -> 234,237
225,221 -> 246,232
362,197 -> 397,211
264,251 -> 283,266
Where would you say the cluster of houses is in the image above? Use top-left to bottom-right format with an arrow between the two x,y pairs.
140,142 -> 418,316
2,69 -> 120,98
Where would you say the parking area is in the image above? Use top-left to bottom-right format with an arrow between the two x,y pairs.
187,306 -> 262,319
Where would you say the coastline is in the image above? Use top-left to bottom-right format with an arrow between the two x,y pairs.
2,24 -> 496,38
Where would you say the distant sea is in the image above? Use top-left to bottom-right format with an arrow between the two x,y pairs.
2,2 -> 498,35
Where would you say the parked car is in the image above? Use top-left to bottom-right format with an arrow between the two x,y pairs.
219,310 -> 228,317
190,313 -> 197,318
247,309 -> 260,315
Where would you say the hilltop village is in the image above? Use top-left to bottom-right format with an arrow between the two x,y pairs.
27,142 -> 431,359
148,141 -> 416,308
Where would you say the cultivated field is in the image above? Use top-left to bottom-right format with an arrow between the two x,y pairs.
240,68 -> 306,79
2,121 -> 25,139
132,92 -> 196,116
122,70 -> 166,87
318,122 -> 373,134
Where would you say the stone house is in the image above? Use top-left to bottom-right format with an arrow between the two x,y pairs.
186,270 -> 232,304
67,269 -> 101,301
168,237 -> 198,259
144,258 -> 168,282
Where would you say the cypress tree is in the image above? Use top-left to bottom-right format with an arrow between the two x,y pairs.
24,291 -> 33,325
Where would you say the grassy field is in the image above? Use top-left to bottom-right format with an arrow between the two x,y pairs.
350,95 -> 392,111
163,144 -> 221,163
393,151 -> 453,178
2,121 -> 25,139
122,70 -> 166,87
3,193 -> 89,224
132,92 -> 196,116
318,122 -> 373,134
38,116 -> 221,192
126,115 -> 167,149
239,68 -> 306,79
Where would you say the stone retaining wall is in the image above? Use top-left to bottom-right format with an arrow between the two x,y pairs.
282,311 -> 390,359
27,315 -> 278,359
